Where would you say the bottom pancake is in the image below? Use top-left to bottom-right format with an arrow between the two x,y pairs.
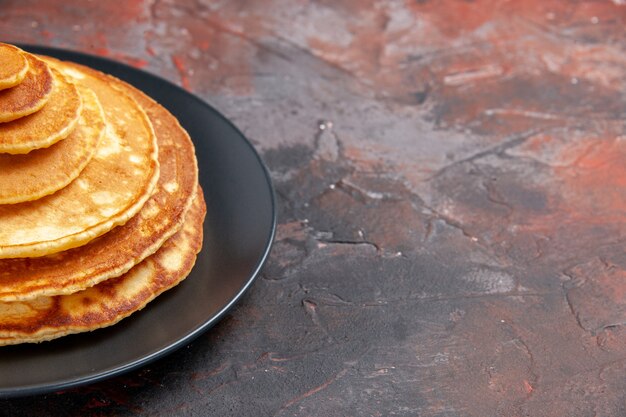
0,189 -> 205,346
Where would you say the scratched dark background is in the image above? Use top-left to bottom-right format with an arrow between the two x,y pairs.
2,0 -> 626,416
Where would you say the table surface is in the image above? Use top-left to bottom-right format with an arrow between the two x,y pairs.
2,1 -> 626,416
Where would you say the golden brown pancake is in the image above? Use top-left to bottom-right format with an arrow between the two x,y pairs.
0,191 -> 205,345
0,65 -> 160,259
0,66 -> 198,300
0,53 -> 53,122
0,68 -> 82,154
0,87 -> 103,205
0,43 -> 29,90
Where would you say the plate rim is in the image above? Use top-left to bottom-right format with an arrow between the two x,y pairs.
0,44 -> 277,398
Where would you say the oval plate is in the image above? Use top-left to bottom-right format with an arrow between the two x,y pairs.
0,45 -> 276,398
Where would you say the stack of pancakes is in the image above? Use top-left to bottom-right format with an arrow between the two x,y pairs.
0,43 -> 205,345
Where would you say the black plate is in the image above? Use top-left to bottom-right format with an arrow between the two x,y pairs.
0,45 -> 276,398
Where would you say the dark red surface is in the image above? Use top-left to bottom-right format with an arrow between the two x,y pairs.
2,1 -> 626,415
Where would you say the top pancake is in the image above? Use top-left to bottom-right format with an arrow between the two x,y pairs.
0,53 -> 53,122
0,58 -> 199,300
0,86 -> 103,205
0,43 -> 29,90
0,190 -> 206,345
0,67 -> 83,154
0,64 -> 160,259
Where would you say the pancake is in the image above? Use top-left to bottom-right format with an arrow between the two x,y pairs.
0,53 -> 53,122
0,86 -> 102,205
0,67 -> 159,259
0,191 -> 205,345
0,68 -> 199,300
0,68 -> 83,154
0,43 -> 29,90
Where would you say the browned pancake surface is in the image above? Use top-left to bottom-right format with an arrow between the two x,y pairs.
0,60 -> 198,300
0,86 -> 103,204
0,60 -> 159,259
0,53 -> 53,122
0,44 -> 29,90
0,68 -> 82,154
